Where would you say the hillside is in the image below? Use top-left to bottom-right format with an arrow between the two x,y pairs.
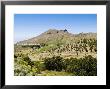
15,29 -> 97,60
16,29 -> 96,45
14,29 -> 97,76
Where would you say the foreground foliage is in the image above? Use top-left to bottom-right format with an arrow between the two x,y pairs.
44,55 -> 97,76
14,54 -> 97,76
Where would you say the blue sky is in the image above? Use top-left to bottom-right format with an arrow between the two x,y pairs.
14,14 -> 97,43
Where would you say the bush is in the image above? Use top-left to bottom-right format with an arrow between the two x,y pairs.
33,61 -> 45,73
14,54 -> 97,76
22,54 -> 31,62
44,56 -> 65,71
43,55 -> 97,76
14,54 -> 46,76
66,55 -> 97,76
14,55 -> 37,76
14,62 -> 32,76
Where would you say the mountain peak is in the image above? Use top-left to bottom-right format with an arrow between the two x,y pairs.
45,29 -> 68,35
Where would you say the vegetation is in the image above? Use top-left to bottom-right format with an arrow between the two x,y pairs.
14,54 -> 96,76
14,29 -> 97,76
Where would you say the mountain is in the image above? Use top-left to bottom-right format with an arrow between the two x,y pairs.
16,29 -> 96,45
15,29 -> 97,60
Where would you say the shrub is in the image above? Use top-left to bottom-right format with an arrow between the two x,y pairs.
14,62 -> 32,76
14,54 -> 97,76
22,54 -> 31,62
33,61 -> 45,73
14,55 -> 38,76
44,56 -> 65,71
43,55 -> 97,76
66,55 -> 97,76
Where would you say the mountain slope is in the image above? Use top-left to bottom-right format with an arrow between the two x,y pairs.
16,29 -> 96,45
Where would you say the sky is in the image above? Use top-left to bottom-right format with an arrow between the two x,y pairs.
14,14 -> 97,43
